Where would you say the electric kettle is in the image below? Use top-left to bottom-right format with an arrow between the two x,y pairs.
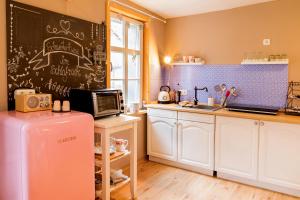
158,86 -> 171,104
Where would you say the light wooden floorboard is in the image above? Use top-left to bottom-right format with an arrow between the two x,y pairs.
111,160 -> 300,200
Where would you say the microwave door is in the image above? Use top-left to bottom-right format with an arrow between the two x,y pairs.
94,92 -> 120,116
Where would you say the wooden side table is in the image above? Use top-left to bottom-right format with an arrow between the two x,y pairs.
94,115 -> 140,200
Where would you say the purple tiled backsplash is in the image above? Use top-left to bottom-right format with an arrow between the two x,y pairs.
157,64 -> 288,108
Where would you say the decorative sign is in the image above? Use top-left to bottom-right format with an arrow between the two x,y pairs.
6,0 -> 106,110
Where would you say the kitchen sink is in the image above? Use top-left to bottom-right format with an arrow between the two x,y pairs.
192,105 -> 221,111
181,104 -> 221,111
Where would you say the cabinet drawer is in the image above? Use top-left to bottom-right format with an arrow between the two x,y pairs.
147,108 -> 177,119
178,112 -> 215,123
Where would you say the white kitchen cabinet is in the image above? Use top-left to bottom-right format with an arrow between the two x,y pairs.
177,120 -> 214,170
259,121 -> 300,192
147,116 -> 177,161
215,116 -> 259,180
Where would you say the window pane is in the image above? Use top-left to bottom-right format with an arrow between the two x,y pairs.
128,80 -> 140,104
111,80 -> 124,93
111,51 -> 124,79
128,54 -> 140,79
111,18 -> 124,48
128,23 -> 141,50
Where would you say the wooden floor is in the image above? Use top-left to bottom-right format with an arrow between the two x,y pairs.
112,160 -> 299,200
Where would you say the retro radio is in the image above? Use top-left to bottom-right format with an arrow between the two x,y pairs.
15,93 -> 52,112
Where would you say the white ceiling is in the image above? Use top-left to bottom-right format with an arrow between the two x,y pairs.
129,0 -> 274,19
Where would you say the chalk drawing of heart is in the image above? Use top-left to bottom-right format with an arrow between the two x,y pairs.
60,20 -> 71,32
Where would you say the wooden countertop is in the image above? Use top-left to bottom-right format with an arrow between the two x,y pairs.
146,104 -> 300,125
94,114 -> 140,129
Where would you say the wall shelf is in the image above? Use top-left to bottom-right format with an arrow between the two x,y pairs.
171,62 -> 205,66
241,60 -> 289,65
171,61 -> 288,66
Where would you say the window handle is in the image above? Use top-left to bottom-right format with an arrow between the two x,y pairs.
110,62 -> 113,72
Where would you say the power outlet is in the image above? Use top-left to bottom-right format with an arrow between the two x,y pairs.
263,38 -> 271,46
179,89 -> 187,96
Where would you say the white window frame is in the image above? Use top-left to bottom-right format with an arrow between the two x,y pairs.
110,13 -> 144,106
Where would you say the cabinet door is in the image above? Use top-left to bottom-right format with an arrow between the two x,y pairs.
259,121 -> 300,191
215,116 -> 259,180
178,120 -> 214,170
147,116 -> 177,161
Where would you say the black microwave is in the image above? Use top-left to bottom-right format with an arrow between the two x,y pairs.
70,89 -> 124,118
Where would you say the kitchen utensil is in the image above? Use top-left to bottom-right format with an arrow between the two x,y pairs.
110,169 -> 129,184
229,87 -> 238,97
169,89 -> 176,103
158,86 -> 171,104
222,90 -> 231,107
95,145 -> 116,155
179,101 -> 190,107
130,102 -> 140,113
214,85 -> 222,92
188,56 -> 195,63
141,100 -> 146,110
215,83 -> 227,95
62,100 -> 70,112
208,97 -> 214,106
173,54 -> 183,63
53,100 -> 61,112
123,104 -> 128,114
195,57 -> 202,63
112,138 -> 129,152
221,84 -> 227,93
175,90 -> 182,104
183,56 -> 189,63
215,84 -> 227,105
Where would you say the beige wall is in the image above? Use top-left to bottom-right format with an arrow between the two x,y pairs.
0,0 -> 106,111
148,19 -> 166,101
165,0 -> 300,81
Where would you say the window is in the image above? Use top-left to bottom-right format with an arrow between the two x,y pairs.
110,13 -> 143,106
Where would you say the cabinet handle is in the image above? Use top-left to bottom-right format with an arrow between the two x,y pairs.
254,121 -> 259,125
260,121 -> 264,126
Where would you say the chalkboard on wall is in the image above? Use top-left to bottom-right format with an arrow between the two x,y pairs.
6,0 -> 107,110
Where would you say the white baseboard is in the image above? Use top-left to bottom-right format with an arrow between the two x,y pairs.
149,156 -> 214,176
217,172 -> 300,198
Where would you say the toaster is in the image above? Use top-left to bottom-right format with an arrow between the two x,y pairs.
15,93 -> 52,112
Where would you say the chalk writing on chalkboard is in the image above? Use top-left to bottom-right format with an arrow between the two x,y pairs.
46,20 -> 85,41
7,0 -> 107,110
29,36 -> 94,71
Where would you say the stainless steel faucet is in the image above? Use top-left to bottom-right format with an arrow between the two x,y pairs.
194,86 -> 208,105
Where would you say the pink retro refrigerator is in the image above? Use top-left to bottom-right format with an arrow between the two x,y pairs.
0,111 -> 95,200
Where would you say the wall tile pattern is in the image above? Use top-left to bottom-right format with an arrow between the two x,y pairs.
154,64 -> 288,108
